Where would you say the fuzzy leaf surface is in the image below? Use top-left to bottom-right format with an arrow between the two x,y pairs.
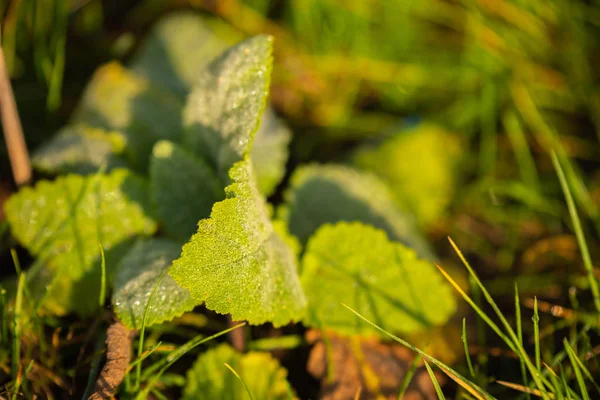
4,170 -> 156,315
113,238 -> 197,329
150,140 -> 223,241
280,164 -> 433,258
182,343 -> 292,400
183,35 -> 273,178
301,222 -> 455,336
169,158 -> 306,326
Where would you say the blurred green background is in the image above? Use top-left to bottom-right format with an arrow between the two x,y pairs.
4,0 -> 600,284
2,0 -> 600,396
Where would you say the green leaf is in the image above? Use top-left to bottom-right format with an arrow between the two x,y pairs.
251,107 -> 292,196
169,157 -> 306,326
301,222 -> 456,336
112,238 -> 197,329
4,170 -> 157,315
353,123 -> 462,227
71,62 -> 183,171
279,164 -> 433,259
150,140 -> 223,241
133,14 -> 290,195
32,125 -> 128,175
182,343 -> 292,400
183,35 -> 273,178
130,12 -> 242,98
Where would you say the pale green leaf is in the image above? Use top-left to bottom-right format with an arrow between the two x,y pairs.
113,238 -> 197,329
71,62 -> 183,171
131,12 -> 242,98
279,164 -> 433,259
353,123 -> 462,227
301,222 -> 456,336
183,35 -> 273,178
4,170 -> 157,315
32,125 -> 128,175
182,343 -> 292,400
134,15 -> 290,194
169,157 -> 306,326
150,140 -> 223,241
251,107 -> 291,196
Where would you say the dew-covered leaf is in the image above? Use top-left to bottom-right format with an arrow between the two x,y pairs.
251,107 -> 292,196
301,222 -> 455,336
71,62 -> 183,171
182,343 -> 292,400
353,123 -> 462,227
183,35 -> 273,178
279,164 -> 433,259
150,140 -> 223,241
134,15 -> 290,194
4,170 -> 157,315
113,238 -> 197,329
32,125 -> 128,175
169,157 -> 306,326
130,12 -> 242,98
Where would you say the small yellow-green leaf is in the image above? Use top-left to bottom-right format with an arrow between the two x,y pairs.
150,140 -> 223,241
301,222 -> 455,336
113,238 -> 198,329
71,62 -> 183,171
32,125 -> 128,175
353,123 -> 461,227
4,170 -> 157,315
169,157 -> 306,326
183,35 -> 273,178
182,343 -> 292,400
131,12 -> 242,98
279,164 -> 433,259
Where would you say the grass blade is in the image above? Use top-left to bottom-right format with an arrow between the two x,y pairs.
551,151 -> 600,314
136,323 -> 246,399
342,303 -> 493,400
397,354 -> 421,400
424,360 -> 446,400
533,297 -> 541,371
516,284 -> 531,400
225,362 -> 255,400
134,267 -> 169,392
462,318 -> 475,378
495,381 -> 555,398
447,238 -> 551,398
564,340 -> 595,399
98,244 -> 106,308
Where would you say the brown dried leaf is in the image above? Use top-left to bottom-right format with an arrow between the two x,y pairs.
306,330 -> 442,400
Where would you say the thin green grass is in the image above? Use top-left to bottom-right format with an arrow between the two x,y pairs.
564,339 -> 590,400
533,297 -> 541,371
11,272 -> 25,400
224,362 -> 255,400
515,285 -> 531,400
342,303 -> 493,400
135,323 -> 246,399
424,360 -> 446,400
551,151 -> 600,314
134,267 -> 169,392
462,318 -> 475,378
98,244 -> 106,308
447,238 -> 552,398
397,354 -> 421,400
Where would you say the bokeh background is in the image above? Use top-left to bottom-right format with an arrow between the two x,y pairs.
2,0 -> 600,397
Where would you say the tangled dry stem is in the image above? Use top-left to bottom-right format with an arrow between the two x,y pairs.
88,321 -> 134,400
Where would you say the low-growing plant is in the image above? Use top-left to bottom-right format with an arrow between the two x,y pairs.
1,10 -> 599,400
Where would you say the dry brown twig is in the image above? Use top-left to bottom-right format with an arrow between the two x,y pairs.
0,35 -> 31,186
88,320 -> 135,400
